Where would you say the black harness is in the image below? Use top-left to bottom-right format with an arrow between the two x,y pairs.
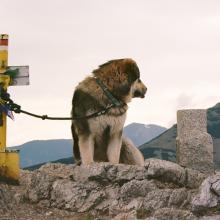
94,77 -> 124,107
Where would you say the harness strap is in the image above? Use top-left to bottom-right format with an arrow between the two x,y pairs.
95,77 -> 124,107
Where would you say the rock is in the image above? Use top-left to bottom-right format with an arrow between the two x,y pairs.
115,164 -> 147,184
24,159 -> 207,218
177,134 -> 214,174
144,218 -> 158,220
145,159 -> 207,189
176,110 -> 214,174
112,211 -> 136,220
120,179 -> 157,203
177,110 -> 207,138
51,179 -> 105,212
72,159 -> 206,189
153,208 -> 197,220
39,163 -> 76,179
72,162 -> 147,184
3,160 -> 219,219
0,184 -> 13,213
191,174 -> 220,213
145,158 -> 186,186
140,188 -> 191,211
185,168 -> 207,189
199,215 -> 220,220
71,162 -> 111,183
25,170 -> 58,203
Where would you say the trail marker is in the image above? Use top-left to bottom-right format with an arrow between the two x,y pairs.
0,34 -> 29,183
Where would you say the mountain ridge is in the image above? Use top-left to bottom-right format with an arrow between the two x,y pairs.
140,103 -> 220,168
13,123 -> 166,168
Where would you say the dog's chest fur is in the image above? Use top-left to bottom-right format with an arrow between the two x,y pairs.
88,110 -> 126,137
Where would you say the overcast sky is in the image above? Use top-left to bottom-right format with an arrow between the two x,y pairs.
1,0 -> 220,146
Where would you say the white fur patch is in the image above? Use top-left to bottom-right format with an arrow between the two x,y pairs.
88,113 -> 126,136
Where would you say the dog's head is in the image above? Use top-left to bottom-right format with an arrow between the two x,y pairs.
122,59 -> 147,100
93,58 -> 147,103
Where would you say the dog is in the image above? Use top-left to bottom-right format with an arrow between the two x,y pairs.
71,58 -> 147,165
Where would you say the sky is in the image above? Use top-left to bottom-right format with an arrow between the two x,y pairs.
1,0 -> 220,146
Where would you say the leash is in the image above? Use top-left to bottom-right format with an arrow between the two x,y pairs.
0,96 -> 116,121
0,78 -> 125,121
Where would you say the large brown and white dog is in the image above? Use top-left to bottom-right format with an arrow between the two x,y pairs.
71,58 -> 147,166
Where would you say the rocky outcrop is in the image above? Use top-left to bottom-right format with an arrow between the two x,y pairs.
192,174 -> 220,214
1,159 -> 220,219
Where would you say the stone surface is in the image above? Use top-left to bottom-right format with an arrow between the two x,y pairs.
25,170 -> 58,203
145,158 -> 186,185
51,179 -> 105,212
200,215 -> 220,220
25,161 -> 199,218
2,160 -> 220,219
112,211 -> 136,220
145,158 -> 206,189
0,184 -> 13,214
72,162 -> 148,184
140,188 -> 191,211
186,168 -> 207,189
177,110 -> 207,139
176,109 -> 214,174
153,208 -> 197,220
192,174 -> 220,214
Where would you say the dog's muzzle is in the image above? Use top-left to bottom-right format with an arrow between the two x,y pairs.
133,83 -> 147,98
133,89 -> 146,98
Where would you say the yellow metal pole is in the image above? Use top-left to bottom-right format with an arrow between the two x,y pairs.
0,34 -> 8,151
0,34 -> 19,184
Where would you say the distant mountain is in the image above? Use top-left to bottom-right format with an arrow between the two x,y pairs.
123,123 -> 167,146
13,123 -> 166,168
207,103 -> 220,168
24,103 -> 220,171
139,125 -> 177,151
139,103 -> 220,169
207,103 -> 220,138
12,139 -> 73,168
25,157 -> 75,171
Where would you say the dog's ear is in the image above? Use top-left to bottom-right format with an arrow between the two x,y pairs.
123,59 -> 140,84
113,81 -> 130,97
112,59 -> 140,98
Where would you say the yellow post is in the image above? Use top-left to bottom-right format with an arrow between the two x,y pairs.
0,34 -> 8,150
0,34 -> 19,184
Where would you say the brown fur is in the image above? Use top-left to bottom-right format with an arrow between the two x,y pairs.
71,58 -> 147,165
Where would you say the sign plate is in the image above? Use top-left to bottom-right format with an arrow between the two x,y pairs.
7,66 -> 29,86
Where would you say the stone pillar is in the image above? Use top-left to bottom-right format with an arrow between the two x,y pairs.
176,109 -> 214,174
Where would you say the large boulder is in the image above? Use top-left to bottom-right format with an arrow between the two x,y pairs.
24,160 -> 206,219
145,158 -> 206,188
192,174 -> 220,214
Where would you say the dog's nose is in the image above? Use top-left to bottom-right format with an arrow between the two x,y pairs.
140,85 -> 147,98
143,86 -> 147,94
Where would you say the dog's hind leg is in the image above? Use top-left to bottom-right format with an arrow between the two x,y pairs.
120,137 -> 144,166
78,135 -> 94,165
107,133 -> 122,164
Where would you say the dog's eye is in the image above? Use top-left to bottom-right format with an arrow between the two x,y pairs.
138,79 -> 141,83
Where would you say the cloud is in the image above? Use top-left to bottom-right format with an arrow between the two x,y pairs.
176,93 -> 194,109
2,0 -> 220,146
